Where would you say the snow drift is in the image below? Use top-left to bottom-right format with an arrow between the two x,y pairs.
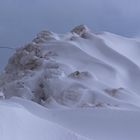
0,25 -> 140,140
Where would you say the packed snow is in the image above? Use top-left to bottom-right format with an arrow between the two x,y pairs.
0,25 -> 140,140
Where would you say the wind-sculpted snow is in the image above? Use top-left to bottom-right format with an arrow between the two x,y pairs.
1,25 -> 140,140
0,99 -> 90,140
1,25 -> 140,110
1,97 -> 140,140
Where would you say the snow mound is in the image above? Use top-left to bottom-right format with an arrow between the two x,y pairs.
1,97 -> 140,140
1,25 -> 140,110
0,99 -> 89,140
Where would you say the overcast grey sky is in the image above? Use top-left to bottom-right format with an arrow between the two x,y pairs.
0,0 -> 140,70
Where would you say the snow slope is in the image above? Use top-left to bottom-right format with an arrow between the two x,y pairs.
0,25 -> 140,140
1,97 -> 140,140
0,98 -> 89,140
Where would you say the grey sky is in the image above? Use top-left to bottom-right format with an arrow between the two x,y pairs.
0,0 -> 140,70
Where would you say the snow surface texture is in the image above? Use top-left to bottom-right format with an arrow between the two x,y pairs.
0,25 -> 140,140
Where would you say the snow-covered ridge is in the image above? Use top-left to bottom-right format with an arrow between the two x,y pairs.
1,25 -> 140,110
1,25 -> 140,140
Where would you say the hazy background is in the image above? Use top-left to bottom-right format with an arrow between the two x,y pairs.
0,0 -> 140,70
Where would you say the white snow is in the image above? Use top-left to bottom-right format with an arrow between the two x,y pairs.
0,98 -> 89,140
0,25 -> 140,140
